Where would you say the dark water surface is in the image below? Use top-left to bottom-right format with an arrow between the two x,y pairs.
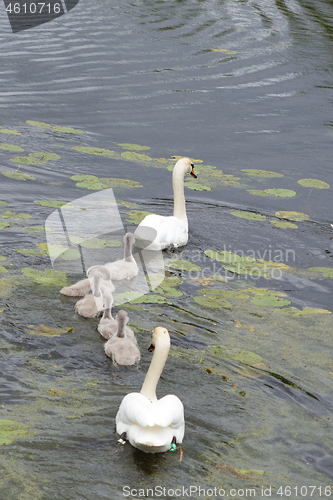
0,0 -> 333,499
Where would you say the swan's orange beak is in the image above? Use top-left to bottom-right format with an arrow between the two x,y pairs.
190,164 -> 197,178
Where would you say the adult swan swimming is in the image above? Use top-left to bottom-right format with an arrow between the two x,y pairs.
134,157 -> 197,250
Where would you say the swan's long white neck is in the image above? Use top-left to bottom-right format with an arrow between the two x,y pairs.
102,293 -> 113,320
92,271 -> 102,297
116,314 -> 127,338
172,163 -> 188,228
140,335 -> 170,402
124,234 -> 134,262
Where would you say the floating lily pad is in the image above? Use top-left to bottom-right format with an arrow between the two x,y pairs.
121,151 -> 152,162
155,285 -> 183,298
2,170 -> 36,181
271,220 -> 298,229
21,268 -> 68,286
275,211 -> 309,221
131,294 -> 171,304
230,211 -> 266,221
27,324 -> 73,337
118,143 -> 150,151
69,235 -> 122,248
0,211 -> 31,220
10,155 -> 46,165
46,245 -> 81,260
210,48 -> 237,54
0,265 -> 8,274
298,178 -> 330,189
23,225 -> 46,233
224,263 -> 271,278
0,127 -> 20,134
242,169 -> 284,178
99,177 -> 142,189
26,120 -> 85,134
205,249 -> 256,264
126,210 -> 154,224
72,146 -> 115,156
248,188 -> 296,197
0,221 -> 12,230
0,201 -> 7,206
117,199 -> 140,209
71,175 -> 106,190
308,267 -> 333,279
208,346 -> 263,365
184,181 -> 211,191
29,152 -> 61,161
167,259 -> 202,272
250,295 -> 291,307
0,419 -> 29,445
0,143 -> 24,152
34,200 -> 68,208
194,289 -> 232,309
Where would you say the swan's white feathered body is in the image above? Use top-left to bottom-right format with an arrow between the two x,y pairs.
134,157 -> 197,251
115,326 -> 185,453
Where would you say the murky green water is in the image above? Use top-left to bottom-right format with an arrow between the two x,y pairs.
0,0 -> 333,498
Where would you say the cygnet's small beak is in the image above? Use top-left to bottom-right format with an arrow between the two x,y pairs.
190,164 -> 197,178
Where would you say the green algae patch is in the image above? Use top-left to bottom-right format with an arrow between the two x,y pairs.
167,259 -> 202,272
205,249 -> 256,264
248,188 -> 296,197
0,221 -> 12,230
126,210 -> 154,224
0,211 -> 31,220
298,178 -> 330,189
184,181 -> 211,191
2,170 -> 36,181
211,48 -> 237,54
242,169 -> 284,178
27,324 -> 73,337
250,295 -> 291,307
271,220 -> 298,229
0,127 -> 21,135
230,211 -> 266,221
72,146 -> 115,157
0,265 -> 8,274
208,346 -> 264,365
118,143 -> 150,151
21,268 -> 68,287
193,289 -> 232,309
117,199 -> 140,209
10,155 -> 46,165
26,120 -> 85,134
0,419 -> 29,445
34,200 -> 68,208
308,267 -> 333,279
275,211 -> 309,221
69,235 -> 122,248
30,152 -> 61,161
0,201 -> 7,206
121,151 -> 152,162
0,143 -> 24,152
280,307 -> 331,317
99,177 -> 142,189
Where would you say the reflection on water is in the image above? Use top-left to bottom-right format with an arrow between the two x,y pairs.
0,0 -> 333,498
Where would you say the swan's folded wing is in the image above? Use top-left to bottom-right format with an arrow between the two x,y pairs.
152,395 -> 185,429
116,393 -> 157,427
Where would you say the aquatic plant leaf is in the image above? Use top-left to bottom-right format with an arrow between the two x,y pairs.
0,143 -> 24,152
21,268 -> 68,286
0,419 -> 29,446
99,177 -> 142,189
242,169 -> 283,177
131,294 -> 171,304
308,267 -> 333,278
160,276 -> 183,288
34,200 -> 68,208
0,256 -> 6,261
0,221 -> 12,230
2,171 -> 36,181
281,307 -> 331,316
118,143 -> 150,151
230,211 -> 266,221
0,265 -> 8,274
69,235 -> 122,248
116,199 -> 140,209
205,249 -> 256,264
29,152 -> 61,161
16,248 -> 46,257
198,288 -> 249,299
184,181 -> 211,191
0,201 -> 7,206
10,155 -> 46,165
167,259 -> 202,272
224,264 -> 271,278
211,48 -> 237,54
0,127 -> 21,135
27,324 -> 73,337
0,211 -> 31,220
125,210 -> 154,224
155,286 -> 183,297
23,225 -> 46,233
271,220 -> 298,228
72,146 -> 115,156
75,180 -> 107,190
26,120 -> 85,134
275,211 -> 309,221
297,178 -> 330,189
194,293 -> 232,309
209,346 -> 263,365
264,188 -> 297,197
121,151 -> 152,162
250,295 -> 291,307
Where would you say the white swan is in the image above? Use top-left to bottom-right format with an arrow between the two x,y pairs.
75,266 -> 113,318
88,233 -> 138,281
134,157 -> 197,250
104,310 -> 140,365
115,326 -> 185,453
60,233 -> 138,297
